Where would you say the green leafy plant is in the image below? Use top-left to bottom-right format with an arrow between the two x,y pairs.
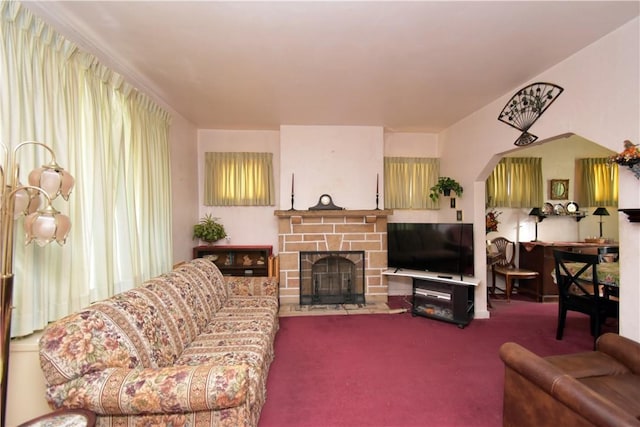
193,214 -> 227,243
429,177 -> 463,201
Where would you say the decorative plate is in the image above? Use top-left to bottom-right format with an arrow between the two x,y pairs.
553,203 -> 566,215
566,201 -> 579,214
542,202 -> 554,215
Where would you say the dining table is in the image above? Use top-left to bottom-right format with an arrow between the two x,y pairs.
562,261 -> 620,287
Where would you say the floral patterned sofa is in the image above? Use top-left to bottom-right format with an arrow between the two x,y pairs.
38,258 -> 279,427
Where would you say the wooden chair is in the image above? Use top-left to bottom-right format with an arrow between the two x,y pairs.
490,237 -> 539,302
598,246 -> 620,300
597,246 -> 619,263
552,250 -> 619,348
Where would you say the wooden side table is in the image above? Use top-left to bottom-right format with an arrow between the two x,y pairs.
17,408 -> 96,427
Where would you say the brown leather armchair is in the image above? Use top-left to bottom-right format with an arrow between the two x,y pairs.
499,333 -> 640,426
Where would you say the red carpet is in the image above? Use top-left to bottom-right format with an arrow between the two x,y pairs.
259,296 -> 617,427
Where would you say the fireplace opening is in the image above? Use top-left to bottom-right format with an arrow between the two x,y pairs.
300,251 -> 365,305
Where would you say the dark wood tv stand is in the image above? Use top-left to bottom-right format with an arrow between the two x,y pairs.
383,269 -> 478,328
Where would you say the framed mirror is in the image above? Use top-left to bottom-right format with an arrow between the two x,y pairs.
549,179 -> 569,200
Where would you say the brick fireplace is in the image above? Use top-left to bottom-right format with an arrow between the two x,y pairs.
274,209 -> 392,306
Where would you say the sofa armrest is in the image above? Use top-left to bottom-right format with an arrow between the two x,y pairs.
499,342 -> 640,427
597,333 -> 640,375
225,276 -> 279,297
46,364 -> 249,416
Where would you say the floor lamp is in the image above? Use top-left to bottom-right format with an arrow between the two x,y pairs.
593,207 -> 610,238
0,141 -> 74,427
529,207 -> 545,241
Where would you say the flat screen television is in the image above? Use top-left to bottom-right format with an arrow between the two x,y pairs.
387,223 -> 474,278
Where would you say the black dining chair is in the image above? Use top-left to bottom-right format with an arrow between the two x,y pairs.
598,246 -> 620,299
553,250 -> 619,348
597,246 -> 619,263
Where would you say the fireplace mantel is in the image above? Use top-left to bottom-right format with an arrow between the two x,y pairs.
274,209 -> 392,220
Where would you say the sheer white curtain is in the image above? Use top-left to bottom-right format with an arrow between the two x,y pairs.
1,2 -> 172,336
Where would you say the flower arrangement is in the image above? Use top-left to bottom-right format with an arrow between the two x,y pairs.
485,209 -> 501,233
610,140 -> 640,166
610,140 -> 640,179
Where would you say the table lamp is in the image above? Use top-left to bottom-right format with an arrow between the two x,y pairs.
593,207 -> 610,238
529,207 -> 545,241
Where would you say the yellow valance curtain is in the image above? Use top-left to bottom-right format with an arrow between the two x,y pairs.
576,158 -> 618,207
486,157 -> 543,208
384,157 -> 439,209
204,152 -> 275,206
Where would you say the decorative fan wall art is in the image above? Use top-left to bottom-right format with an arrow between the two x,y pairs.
498,82 -> 564,146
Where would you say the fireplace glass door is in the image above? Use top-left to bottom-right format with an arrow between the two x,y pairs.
299,251 -> 365,305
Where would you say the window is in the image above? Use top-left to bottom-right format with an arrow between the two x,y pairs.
486,157 -> 543,208
576,158 -> 618,207
204,152 -> 275,206
2,4 -> 172,337
384,157 -> 439,209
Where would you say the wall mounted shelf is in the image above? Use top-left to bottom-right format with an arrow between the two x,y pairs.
618,209 -> 640,223
538,213 -> 586,222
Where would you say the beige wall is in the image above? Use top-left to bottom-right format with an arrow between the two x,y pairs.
7,333 -> 49,425
441,18 -> 640,337
197,129 -> 281,251
488,135 -> 620,244
279,125 -> 384,211
170,114 -> 200,264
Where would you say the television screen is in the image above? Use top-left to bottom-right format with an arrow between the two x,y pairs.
387,223 -> 474,277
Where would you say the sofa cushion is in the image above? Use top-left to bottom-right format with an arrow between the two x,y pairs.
40,287 -> 180,386
45,364 -> 250,415
546,351 -> 630,379
218,296 -> 280,319
177,316 -> 276,369
579,374 -> 640,420
172,258 -> 229,313
175,315 -> 277,410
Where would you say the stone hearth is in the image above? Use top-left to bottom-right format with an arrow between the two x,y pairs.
274,209 -> 392,306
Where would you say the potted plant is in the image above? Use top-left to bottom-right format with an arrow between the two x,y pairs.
193,214 -> 227,244
429,177 -> 463,201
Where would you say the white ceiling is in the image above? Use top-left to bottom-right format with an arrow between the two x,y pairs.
25,1 -> 639,132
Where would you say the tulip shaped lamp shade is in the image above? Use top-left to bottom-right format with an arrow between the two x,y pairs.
0,141 -> 73,426
593,207 -> 610,238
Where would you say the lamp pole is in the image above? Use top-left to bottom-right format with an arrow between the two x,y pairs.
592,207 -> 610,239
528,208 -> 545,242
599,219 -> 604,238
0,142 -> 73,427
